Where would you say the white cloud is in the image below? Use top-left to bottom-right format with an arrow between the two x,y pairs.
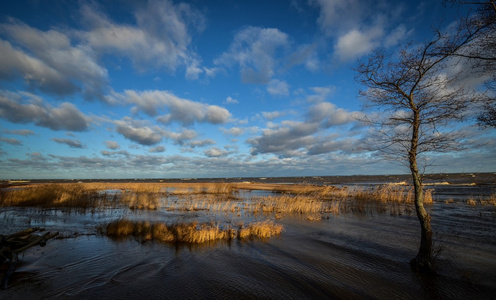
334,26 -> 383,61
52,138 -> 84,148
311,0 -> 364,36
189,139 -> 215,148
261,111 -> 283,120
4,129 -> 35,136
225,96 -> 239,104
267,79 -> 290,96
0,137 -> 22,145
215,26 -> 289,84
204,147 -> 229,157
307,102 -> 356,127
164,128 -> 197,145
248,121 -> 320,157
105,140 -> 120,150
0,23 -> 108,100
311,0 -> 410,61
221,127 -> 244,136
149,145 -> 166,153
203,66 -> 220,77
112,89 -> 231,126
307,86 -> 336,102
0,91 -> 90,131
81,0 -> 204,77
384,25 -> 411,47
114,118 -> 162,146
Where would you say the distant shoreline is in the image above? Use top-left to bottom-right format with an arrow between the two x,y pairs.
2,172 -> 495,187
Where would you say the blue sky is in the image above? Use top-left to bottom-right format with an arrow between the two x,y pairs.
0,0 -> 494,179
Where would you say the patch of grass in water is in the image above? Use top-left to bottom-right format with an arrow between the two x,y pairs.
101,219 -> 283,244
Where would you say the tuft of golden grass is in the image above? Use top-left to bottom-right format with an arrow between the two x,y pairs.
353,184 -> 433,204
121,191 -> 161,210
0,181 -> 460,219
103,219 -> 282,243
466,198 -> 477,206
0,184 -> 110,209
488,194 -> 496,206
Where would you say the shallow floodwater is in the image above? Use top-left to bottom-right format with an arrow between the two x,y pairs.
1,175 -> 495,299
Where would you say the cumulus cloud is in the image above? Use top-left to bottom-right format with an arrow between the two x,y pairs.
307,86 -> 336,102
224,96 -> 239,104
311,0 -> 365,36
307,137 -> 357,155
215,26 -> 289,84
267,79 -> 290,96
334,26 -> 384,61
149,145 -> 166,153
81,0 -> 204,77
285,44 -> 320,72
111,89 -> 231,126
52,138 -> 84,148
261,111 -> 283,120
114,118 -> 162,146
101,150 -> 131,158
189,139 -> 216,148
4,129 -> 34,136
221,127 -> 244,136
164,128 -> 197,145
0,137 -> 22,145
0,91 -> 90,131
0,22 -> 108,100
384,25 -> 412,47
204,147 -> 229,157
311,0 -> 410,61
248,121 -> 320,157
249,98 -> 360,157
105,140 -> 120,150
307,102 -> 356,127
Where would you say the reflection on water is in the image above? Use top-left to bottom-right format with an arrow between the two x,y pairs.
1,175 -> 495,299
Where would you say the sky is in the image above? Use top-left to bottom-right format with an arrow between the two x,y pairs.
0,0 -> 494,179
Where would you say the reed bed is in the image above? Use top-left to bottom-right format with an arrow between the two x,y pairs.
353,184 -> 433,204
464,194 -> 496,206
0,184 -> 112,209
121,191 -> 161,210
1,181 -> 437,216
102,219 -> 283,243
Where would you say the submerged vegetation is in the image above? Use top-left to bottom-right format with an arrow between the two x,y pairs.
1,181 -> 489,212
102,219 -> 283,244
1,181 -> 493,245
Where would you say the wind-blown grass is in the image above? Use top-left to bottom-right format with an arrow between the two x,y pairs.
102,219 -> 283,243
0,182 -> 436,216
0,184 -> 111,209
353,184 -> 433,204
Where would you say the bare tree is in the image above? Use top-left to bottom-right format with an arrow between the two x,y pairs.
442,1 -> 496,127
355,37 -> 480,271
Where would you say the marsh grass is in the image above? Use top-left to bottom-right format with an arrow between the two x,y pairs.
121,191 -> 161,210
1,181 -> 438,217
102,219 -> 282,243
464,194 -> 496,206
0,184 -> 111,210
353,184 -> 433,204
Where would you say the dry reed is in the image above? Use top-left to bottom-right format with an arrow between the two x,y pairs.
1,181 -> 442,218
353,184 -> 433,204
103,219 -> 282,243
0,184 -> 110,209
121,191 -> 161,210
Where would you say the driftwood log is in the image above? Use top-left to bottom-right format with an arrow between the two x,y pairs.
1,228 -> 58,289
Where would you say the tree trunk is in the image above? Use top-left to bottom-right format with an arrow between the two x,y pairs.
409,108 -> 434,273
410,162 -> 434,272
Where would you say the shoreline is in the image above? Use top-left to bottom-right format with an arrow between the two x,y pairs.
2,172 -> 495,187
